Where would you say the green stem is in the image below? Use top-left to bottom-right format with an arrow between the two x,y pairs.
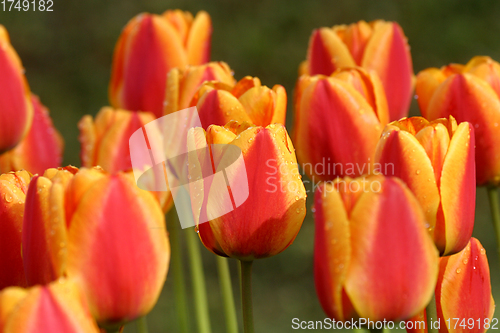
136,316 -> 148,333
487,186 -> 500,265
186,228 -> 212,333
216,256 -> 239,333
426,293 -> 439,333
167,208 -> 189,333
240,260 -> 254,333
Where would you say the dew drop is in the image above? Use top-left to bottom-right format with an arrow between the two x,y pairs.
480,248 -> 486,255
456,268 -> 461,274
296,208 -> 301,214
463,258 -> 468,264
416,170 -> 421,175
295,196 -> 299,201
4,194 -> 13,203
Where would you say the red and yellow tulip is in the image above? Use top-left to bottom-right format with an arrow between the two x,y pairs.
0,95 -> 63,175
21,167 -> 169,326
374,116 -> 475,256
314,175 -> 438,321
0,170 -> 31,290
192,76 -> 287,129
109,10 -> 212,118
416,56 -> 500,186
164,61 -> 236,115
1,279 -> 99,333
406,238 -> 495,333
293,67 -> 389,181
0,25 -> 33,153
78,107 -> 155,174
78,107 -> 172,212
301,20 -> 414,120
190,122 -> 306,260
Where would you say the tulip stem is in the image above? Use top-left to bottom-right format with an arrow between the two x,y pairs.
136,316 -> 148,333
186,227 -> 212,333
487,186 -> 500,265
216,256 -> 239,333
167,208 -> 190,333
240,260 -> 254,333
426,293 -> 439,333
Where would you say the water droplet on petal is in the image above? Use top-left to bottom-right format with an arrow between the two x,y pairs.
456,268 -> 461,274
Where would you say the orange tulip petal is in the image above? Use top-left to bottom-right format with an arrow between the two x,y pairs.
197,90 -> 251,129
295,77 -> 382,180
22,176 -> 61,286
314,182 -> 355,320
362,22 -> 413,120
186,11 -> 212,65
0,287 -> 28,332
0,171 -> 30,289
374,125 -> 440,230
67,174 -> 169,325
415,68 -> 448,118
0,95 -> 63,175
438,122 -> 475,255
426,73 -> 500,185
0,25 -> 32,153
4,280 -> 99,333
345,177 -> 438,320
437,238 -> 494,333
307,28 -> 356,75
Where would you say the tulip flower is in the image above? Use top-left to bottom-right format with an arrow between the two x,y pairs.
109,10 -> 212,118
0,25 -> 33,153
21,167 -> 170,326
314,175 -> 439,321
78,107 -> 156,173
293,67 -> 389,181
78,107 -> 172,212
66,171 -> 169,326
0,170 -> 31,290
164,61 -> 236,115
0,94 -> 63,175
416,56 -> 500,186
406,238 -> 495,333
189,122 -> 306,260
1,279 -> 99,333
301,20 -> 414,120
190,76 -> 287,129
374,116 -> 475,256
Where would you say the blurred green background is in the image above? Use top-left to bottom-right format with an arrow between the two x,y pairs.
2,0 -> 500,332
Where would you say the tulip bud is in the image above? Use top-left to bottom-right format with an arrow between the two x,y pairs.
406,238 -> 495,333
0,94 -> 63,175
293,67 -> 389,181
416,56 -> 500,186
303,20 -> 414,120
192,76 -> 287,129
314,175 -> 439,321
0,25 -> 33,153
190,122 -> 306,260
66,171 -> 169,326
78,108 -> 172,212
109,10 -> 212,117
0,171 -> 31,289
374,116 -> 475,256
1,279 -> 99,333
164,61 -> 236,115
